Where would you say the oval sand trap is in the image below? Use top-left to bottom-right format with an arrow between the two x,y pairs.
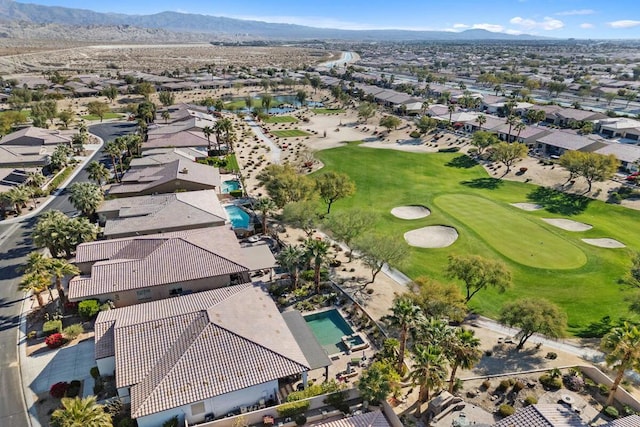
391,205 -> 431,220
511,202 -> 542,211
404,226 -> 458,248
582,238 -> 626,248
542,218 -> 593,232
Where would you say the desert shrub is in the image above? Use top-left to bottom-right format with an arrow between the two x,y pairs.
482,380 -> 491,390
50,381 -> 69,398
564,374 -> 585,392
43,320 -> 62,336
545,352 -> 558,360
539,374 -> 562,390
90,366 -> 100,379
62,323 -> 84,340
27,330 -> 37,339
295,415 -> 307,426
66,380 -> 82,397
599,384 -> 610,395
438,147 -> 460,153
513,381 -> 525,392
78,299 -> 101,319
604,406 -> 619,419
499,404 -> 515,417
45,333 -> 66,349
498,380 -> 511,392
277,400 -> 310,418
409,130 -> 421,139
519,167 -> 528,173
524,396 -> 538,406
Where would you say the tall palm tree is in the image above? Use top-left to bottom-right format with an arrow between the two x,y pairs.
202,125 -> 214,152
33,210 -> 69,258
276,245 -> 305,289
215,118 -> 234,152
505,115 -> 519,143
161,110 -> 170,124
385,297 -> 424,373
601,323 -> 640,406
104,141 -> 122,182
86,161 -> 111,189
447,103 -> 455,125
27,170 -> 46,189
253,197 -> 276,234
7,186 -> 28,214
22,251 -> 51,276
69,182 -> 103,218
475,114 -> 487,130
261,93 -> 273,113
304,238 -> 330,294
409,344 -> 448,406
514,121 -> 527,142
446,329 -> 482,393
50,396 -> 112,427
19,272 -> 50,308
64,217 -> 98,257
48,258 -> 79,306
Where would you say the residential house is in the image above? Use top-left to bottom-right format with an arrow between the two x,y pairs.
535,130 -> 599,157
143,124 -> 212,152
552,108 -> 607,127
495,123 -> 552,146
494,404 -> 640,427
0,127 -> 71,168
94,284 -> 326,427
128,148 -> 206,169
107,159 -> 221,198
96,190 -> 228,239
596,118 -> 640,141
69,227 -> 275,306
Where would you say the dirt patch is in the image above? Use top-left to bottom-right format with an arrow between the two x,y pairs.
542,218 -> 593,232
390,205 -> 431,220
511,202 -> 543,211
404,226 -> 458,248
581,238 -> 626,248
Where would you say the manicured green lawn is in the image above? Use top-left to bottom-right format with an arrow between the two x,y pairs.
263,116 -> 298,123
272,129 -> 310,137
315,143 -> 640,335
224,98 -> 286,110
312,108 -> 345,114
81,112 -> 122,121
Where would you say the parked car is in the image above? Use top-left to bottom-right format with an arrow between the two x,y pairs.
625,172 -> 640,181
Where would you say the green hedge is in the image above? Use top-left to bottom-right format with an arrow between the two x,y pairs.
276,400 -> 310,418
46,166 -> 73,194
43,320 -> 62,336
78,299 -> 101,319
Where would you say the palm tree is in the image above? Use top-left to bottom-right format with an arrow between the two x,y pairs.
253,197 -> 276,234
215,118 -> 234,152
296,90 -> 307,108
104,141 -> 122,182
7,186 -> 28,214
33,210 -> 69,258
304,238 -> 330,294
22,251 -> 51,276
86,161 -> 111,189
68,182 -> 103,218
385,297 -> 424,373
447,103 -> 455,125
276,245 -> 305,289
475,114 -> 487,130
514,121 -> 526,142
446,329 -> 482,393
505,115 -> 519,143
27,170 -> 46,189
48,258 -> 79,306
19,272 -> 50,308
65,217 -> 98,257
409,344 -> 448,407
161,110 -> 170,124
202,125 -> 214,152
261,93 -> 273,113
601,323 -> 640,406
50,396 -> 112,427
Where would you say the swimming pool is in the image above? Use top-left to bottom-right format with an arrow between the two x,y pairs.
304,309 -> 354,355
221,179 -> 241,193
224,205 -> 251,229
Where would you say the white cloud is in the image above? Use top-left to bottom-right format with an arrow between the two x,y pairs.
470,23 -> 505,32
555,9 -> 595,16
452,23 -> 470,29
608,20 -> 640,29
580,23 -> 594,29
510,16 -> 564,31
504,29 -> 523,35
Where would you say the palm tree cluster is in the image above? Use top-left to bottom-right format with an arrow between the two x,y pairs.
276,238 -> 331,294
0,170 -> 47,217
33,210 -> 98,258
378,296 -> 482,407
19,250 -> 79,309
103,134 -> 142,183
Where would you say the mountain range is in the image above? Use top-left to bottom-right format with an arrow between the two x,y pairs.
0,0 -> 548,42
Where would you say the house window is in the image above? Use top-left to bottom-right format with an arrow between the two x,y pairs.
169,287 -> 183,296
191,402 -> 205,415
136,289 -> 151,301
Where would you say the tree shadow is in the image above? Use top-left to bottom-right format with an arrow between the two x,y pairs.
473,345 -> 546,376
527,187 -> 591,215
575,315 -> 627,338
446,155 -> 478,169
461,177 -> 503,190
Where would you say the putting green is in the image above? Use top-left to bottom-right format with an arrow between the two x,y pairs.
435,194 -> 587,269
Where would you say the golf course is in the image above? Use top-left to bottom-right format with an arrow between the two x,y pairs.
315,142 -> 640,335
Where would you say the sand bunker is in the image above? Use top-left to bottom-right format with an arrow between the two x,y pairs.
542,218 -> 593,232
581,238 -> 626,248
511,203 -> 542,211
404,226 -> 458,248
391,205 -> 431,220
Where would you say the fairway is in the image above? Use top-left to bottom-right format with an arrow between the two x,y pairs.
312,108 -> 345,114
271,129 -> 310,137
263,116 -> 298,123
435,194 -> 587,269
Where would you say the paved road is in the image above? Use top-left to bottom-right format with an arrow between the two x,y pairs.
0,122 -> 135,427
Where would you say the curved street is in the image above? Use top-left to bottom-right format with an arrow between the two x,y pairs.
0,122 -> 136,426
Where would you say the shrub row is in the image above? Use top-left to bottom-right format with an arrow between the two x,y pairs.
277,400 -> 310,417
46,166 -> 73,194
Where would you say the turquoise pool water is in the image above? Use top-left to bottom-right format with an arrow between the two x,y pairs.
224,205 -> 250,229
222,179 -> 241,193
304,309 -> 354,355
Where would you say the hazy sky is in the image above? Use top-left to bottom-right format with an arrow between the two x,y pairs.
24,0 -> 640,39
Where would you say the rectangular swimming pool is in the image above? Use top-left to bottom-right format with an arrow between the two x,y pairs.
224,205 -> 250,229
304,309 -> 354,356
